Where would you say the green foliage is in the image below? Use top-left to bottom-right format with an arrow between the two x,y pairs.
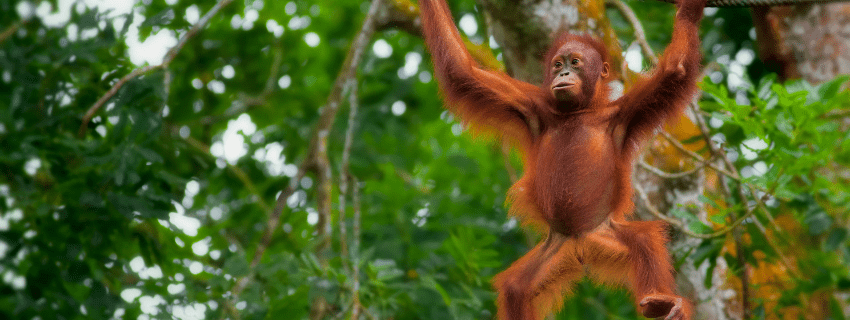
701,72 -> 850,312
1,0 -> 849,319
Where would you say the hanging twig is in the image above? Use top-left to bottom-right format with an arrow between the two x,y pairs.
315,136 -> 334,259
79,0 -> 234,137
339,79 -> 360,271
351,178 -> 363,320
748,214 -> 798,275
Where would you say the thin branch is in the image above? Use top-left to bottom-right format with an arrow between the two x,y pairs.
351,178 -> 363,320
0,21 -> 22,44
315,131 -> 334,257
747,184 -> 780,231
79,65 -> 163,136
824,108 -> 850,119
163,69 -> 173,110
339,79 -> 360,271
395,169 -> 432,193
605,0 -> 658,65
635,183 -> 756,239
660,131 -> 740,180
734,232 -> 751,319
79,0 -> 234,137
162,0 -> 234,67
638,159 -> 706,179
687,102 -> 781,231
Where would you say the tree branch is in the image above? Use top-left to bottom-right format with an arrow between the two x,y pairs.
634,182 -> 755,239
79,0 -> 234,137
377,0 -> 504,71
351,177 -> 363,320
638,159 -> 706,179
660,131 -> 740,181
79,65 -> 163,136
605,0 -> 658,65
339,79 -> 360,270
0,21 -> 23,44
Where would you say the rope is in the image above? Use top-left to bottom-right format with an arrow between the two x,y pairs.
654,0 -> 846,7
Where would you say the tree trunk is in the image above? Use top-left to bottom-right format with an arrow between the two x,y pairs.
478,0 -> 623,84
753,3 -> 850,83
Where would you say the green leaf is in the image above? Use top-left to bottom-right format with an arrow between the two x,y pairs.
698,194 -> 719,209
670,206 -> 697,220
708,209 -> 730,225
816,75 -> 850,100
687,220 -> 713,235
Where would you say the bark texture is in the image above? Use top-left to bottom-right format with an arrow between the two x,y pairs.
754,3 -> 850,83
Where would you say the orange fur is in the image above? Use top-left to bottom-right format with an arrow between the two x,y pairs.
419,0 -> 705,318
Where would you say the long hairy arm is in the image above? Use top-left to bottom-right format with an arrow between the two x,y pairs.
613,0 -> 706,150
420,0 -> 545,146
